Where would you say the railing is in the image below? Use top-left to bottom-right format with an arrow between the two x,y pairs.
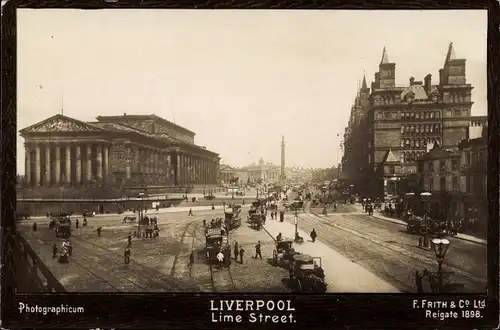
15,234 -> 66,292
17,196 -> 184,203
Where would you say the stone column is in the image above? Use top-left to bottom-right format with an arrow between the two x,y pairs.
86,145 -> 92,182
35,144 -> 41,186
75,145 -> 82,184
65,144 -> 71,184
45,144 -> 51,186
176,153 -> 181,185
25,144 -> 31,186
126,146 -> 131,180
103,145 -> 109,183
96,145 -> 103,180
167,153 -> 171,183
54,144 -> 61,185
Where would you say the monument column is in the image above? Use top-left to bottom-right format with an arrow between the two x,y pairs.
54,144 -> 61,185
65,144 -> 71,184
96,144 -> 103,180
103,145 -> 109,183
45,144 -> 51,186
25,144 -> 31,186
86,144 -> 92,182
35,144 -> 41,186
76,145 -> 82,184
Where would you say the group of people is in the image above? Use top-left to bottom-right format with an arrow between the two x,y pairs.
52,240 -> 73,263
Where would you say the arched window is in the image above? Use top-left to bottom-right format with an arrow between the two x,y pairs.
401,125 -> 405,134
430,125 -> 434,133
416,125 -> 420,134
403,152 -> 408,163
400,139 -> 405,147
408,153 -> 413,163
410,139 -> 415,147
424,125 -> 429,133
406,139 -> 410,146
410,112 -> 415,119
416,139 -> 420,147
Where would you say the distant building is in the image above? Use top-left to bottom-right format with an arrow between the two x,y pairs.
218,164 -> 238,184
240,158 -> 280,183
342,43 -> 487,197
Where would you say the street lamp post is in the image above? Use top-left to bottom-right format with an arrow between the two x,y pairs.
431,238 -> 450,292
420,192 -> 432,248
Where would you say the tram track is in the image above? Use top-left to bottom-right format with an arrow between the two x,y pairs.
301,211 -> 485,292
184,219 -> 238,292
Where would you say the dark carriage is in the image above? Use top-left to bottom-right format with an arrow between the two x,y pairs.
272,238 -> 296,266
248,214 -> 263,230
289,254 -> 327,293
53,217 -> 72,238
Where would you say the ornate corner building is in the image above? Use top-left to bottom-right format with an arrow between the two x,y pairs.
19,114 -> 220,197
341,43 -> 487,197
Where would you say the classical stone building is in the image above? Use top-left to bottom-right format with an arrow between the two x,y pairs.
241,158 -> 281,184
342,43 -> 487,196
19,114 -> 220,193
218,164 -> 238,184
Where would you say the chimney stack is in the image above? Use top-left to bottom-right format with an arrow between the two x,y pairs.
424,74 -> 432,95
409,77 -> 415,86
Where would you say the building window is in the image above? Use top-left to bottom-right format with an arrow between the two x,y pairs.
440,177 -> 446,191
440,160 -> 446,171
410,139 -> 415,147
406,139 -> 410,146
452,159 -> 458,170
401,126 -> 405,134
425,125 -> 429,133
421,138 -> 426,147
410,112 -> 415,119
430,112 -> 435,119
454,109 -> 461,117
416,125 -> 420,134
435,124 -> 440,132
416,139 -> 420,147
418,162 -> 424,172
445,110 -> 452,117
389,166 -> 395,174
428,161 -> 434,171
452,176 -> 458,191
430,125 -> 434,133
416,112 -> 420,119
435,111 -> 440,118
400,139 -> 404,147
400,154 -> 405,163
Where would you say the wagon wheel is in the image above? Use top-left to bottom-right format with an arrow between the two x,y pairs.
272,250 -> 278,265
293,277 -> 302,292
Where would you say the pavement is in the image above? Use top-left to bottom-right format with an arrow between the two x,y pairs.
18,208 -> 289,292
351,204 -> 486,246
262,217 -> 400,293
294,210 -> 486,293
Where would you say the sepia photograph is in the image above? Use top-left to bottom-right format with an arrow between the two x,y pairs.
15,9 -> 488,294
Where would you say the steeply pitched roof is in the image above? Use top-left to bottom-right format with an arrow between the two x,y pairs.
380,47 -> 389,65
444,42 -> 456,66
362,74 -> 368,89
400,85 -> 428,101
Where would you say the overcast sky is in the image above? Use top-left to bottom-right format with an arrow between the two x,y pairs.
17,9 -> 487,174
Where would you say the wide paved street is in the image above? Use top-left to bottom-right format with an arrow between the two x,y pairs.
287,206 -> 486,293
18,206 -> 290,292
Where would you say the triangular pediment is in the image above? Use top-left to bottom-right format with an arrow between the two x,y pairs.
20,114 -> 106,135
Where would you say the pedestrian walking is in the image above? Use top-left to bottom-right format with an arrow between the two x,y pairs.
217,250 -> 224,269
124,247 -> 131,265
128,232 -> 132,246
239,247 -> 245,264
52,244 -> 58,258
188,208 -> 194,216
233,241 -> 239,260
310,228 -> 317,243
254,241 -> 262,259
75,218 -> 79,229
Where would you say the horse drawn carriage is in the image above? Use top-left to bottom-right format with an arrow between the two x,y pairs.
289,254 -> 327,293
224,210 -> 242,231
286,200 -> 304,212
248,214 -> 264,230
204,194 -> 215,200
272,238 -> 296,266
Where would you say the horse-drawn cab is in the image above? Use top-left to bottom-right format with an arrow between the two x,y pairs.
288,200 -> 304,211
272,238 -> 295,266
289,254 -> 327,293
204,194 -> 215,200
248,214 -> 263,230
